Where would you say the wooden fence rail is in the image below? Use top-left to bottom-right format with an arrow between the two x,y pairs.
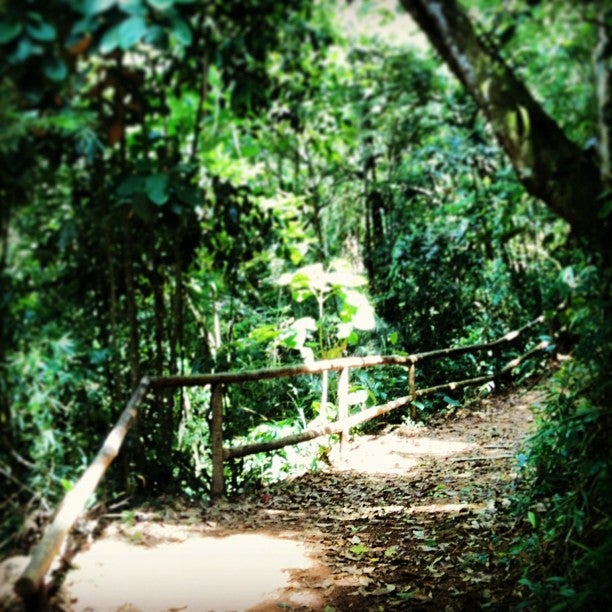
14,314 -> 550,607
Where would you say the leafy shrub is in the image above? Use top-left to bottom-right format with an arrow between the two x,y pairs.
516,262 -> 612,609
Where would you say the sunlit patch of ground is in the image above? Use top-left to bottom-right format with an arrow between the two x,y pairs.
64,530 -> 324,612
334,427 -> 478,474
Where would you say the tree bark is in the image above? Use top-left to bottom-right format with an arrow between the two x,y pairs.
399,0 -> 608,251
122,211 -> 140,389
0,193 -> 12,430
595,1 -> 611,186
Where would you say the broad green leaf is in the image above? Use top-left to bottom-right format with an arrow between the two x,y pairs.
117,15 -> 147,49
85,0 -> 117,16
60,478 -> 74,492
349,543 -> 368,556
527,511 -> 537,528
13,37 -> 38,61
280,331 -> 298,350
0,21 -> 22,44
99,24 -> 120,53
143,23 -> 164,45
322,345 -> 345,359
26,19 -> 57,42
170,16 -> 192,46
118,0 -> 146,14
347,330 -> 359,345
117,175 -> 146,196
44,58 -> 68,81
147,0 -> 175,9
288,245 -> 304,266
397,592 -> 413,601
71,16 -> 96,36
249,325 -> 280,344
337,322 -> 352,339
292,288 -> 312,303
145,173 -> 169,205
443,395 -> 461,407
277,272 -> 294,286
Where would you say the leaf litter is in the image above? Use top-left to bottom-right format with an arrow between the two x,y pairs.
52,389 -> 541,611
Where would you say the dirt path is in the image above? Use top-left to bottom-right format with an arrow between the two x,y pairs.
57,388 -> 541,611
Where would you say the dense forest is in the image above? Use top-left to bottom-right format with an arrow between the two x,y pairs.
1,0 -> 610,609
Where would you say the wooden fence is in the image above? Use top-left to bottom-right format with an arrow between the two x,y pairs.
14,314 -> 550,606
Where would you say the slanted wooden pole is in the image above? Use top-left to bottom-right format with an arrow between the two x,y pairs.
224,395 -> 413,460
210,383 -> 225,503
337,367 -> 350,460
15,377 -> 151,605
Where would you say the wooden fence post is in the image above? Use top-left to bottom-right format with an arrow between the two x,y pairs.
409,363 -> 417,420
337,367 -> 349,460
210,383 -> 225,504
493,346 -> 512,389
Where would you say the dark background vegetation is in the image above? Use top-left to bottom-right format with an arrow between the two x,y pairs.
1,0 -> 610,608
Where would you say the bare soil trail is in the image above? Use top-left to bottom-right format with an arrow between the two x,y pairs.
52,388 -> 542,611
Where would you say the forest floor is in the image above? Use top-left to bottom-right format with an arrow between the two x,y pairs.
9,387 -> 543,611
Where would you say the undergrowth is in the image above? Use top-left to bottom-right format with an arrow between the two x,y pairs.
515,263 -> 612,610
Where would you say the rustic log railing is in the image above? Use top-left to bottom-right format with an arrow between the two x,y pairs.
15,313 -> 550,606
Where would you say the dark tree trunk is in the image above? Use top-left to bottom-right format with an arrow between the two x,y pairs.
399,0 -> 609,253
595,1 -> 611,187
0,191 -> 12,430
103,223 -> 121,402
122,211 -> 141,389
151,259 -> 165,377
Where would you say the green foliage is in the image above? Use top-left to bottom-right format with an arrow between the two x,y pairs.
0,9 -> 609,606
277,260 -> 376,360
514,262 -> 612,609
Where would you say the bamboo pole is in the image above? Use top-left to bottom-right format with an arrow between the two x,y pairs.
210,384 -> 225,502
224,395 -> 412,460
337,367 -> 349,459
223,378 -> 488,461
15,378 -> 151,602
149,355 -> 412,388
147,313 -> 546,390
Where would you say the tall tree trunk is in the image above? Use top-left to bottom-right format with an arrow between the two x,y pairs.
0,191 -> 12,431
122,211 -> 140,390
151,257 -> 165,377
399,0 -> 608,252
595,1 -> 611,187
120,209 -> 145,491
103,224 -> 121,401
304,146 -> 328,260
